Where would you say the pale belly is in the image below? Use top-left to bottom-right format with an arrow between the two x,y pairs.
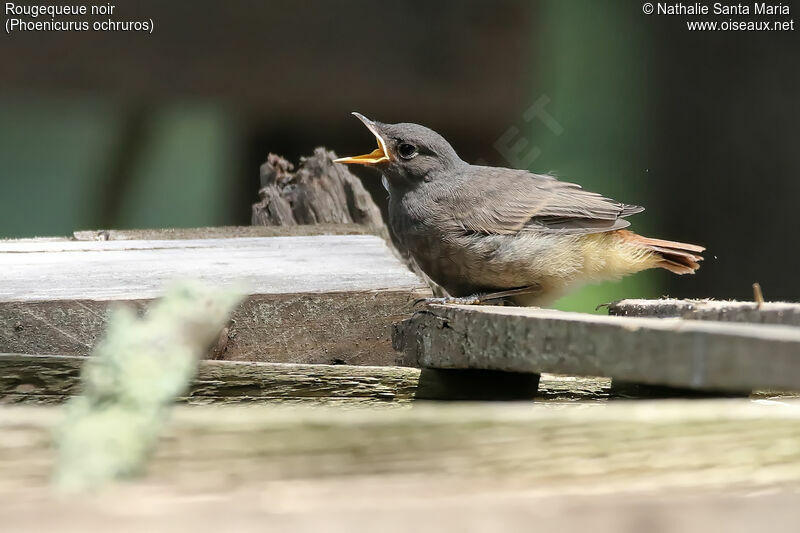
397,226 -> 657,304
398,229 -> 582,296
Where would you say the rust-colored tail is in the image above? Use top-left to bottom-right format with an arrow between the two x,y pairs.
618,230 -> 705,275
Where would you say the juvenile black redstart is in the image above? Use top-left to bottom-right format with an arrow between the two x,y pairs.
335,113 -> 704,306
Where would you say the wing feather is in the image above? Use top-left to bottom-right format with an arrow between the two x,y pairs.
447,167 -> 643,236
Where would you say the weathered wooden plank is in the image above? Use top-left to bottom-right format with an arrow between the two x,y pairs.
0,354 -> 612,405
609,298 -> 800,326
3,401 -> 800,496
71,223 -> 381,241
0,235 -> 427,365
0,291 -> 424,365
394,305 -> 800,392
0,236 -> 419,301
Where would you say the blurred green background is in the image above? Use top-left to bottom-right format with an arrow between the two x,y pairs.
1,0 -> 798,310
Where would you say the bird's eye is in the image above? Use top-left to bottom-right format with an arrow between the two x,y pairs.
397,143 -> 418,160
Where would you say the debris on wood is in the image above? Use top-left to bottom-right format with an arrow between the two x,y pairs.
608,298 -> 800,326
753,283 -> 765,309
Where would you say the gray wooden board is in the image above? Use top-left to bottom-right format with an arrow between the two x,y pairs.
609,298 -> 800,326
0,235 -> 420,301
394,304 -> 800,392
0,235 -> 428,365
0,354 -> 612,405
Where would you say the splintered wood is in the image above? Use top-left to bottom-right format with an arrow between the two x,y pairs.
251,149 -> 385,229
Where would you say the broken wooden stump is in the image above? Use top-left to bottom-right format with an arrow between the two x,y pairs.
252,149 -> 385,229
394,304 -> 800,394
0,228 -> 429,366
608,298 -> 800,326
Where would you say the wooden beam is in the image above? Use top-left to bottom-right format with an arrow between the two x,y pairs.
608,298 -> 800,326
0,354 -> 612,405
3,400 -> 800,496
0,233 -> 428,365
394,305 -> 800,392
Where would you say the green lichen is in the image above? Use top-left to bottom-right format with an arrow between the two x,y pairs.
52,281 -> 243,493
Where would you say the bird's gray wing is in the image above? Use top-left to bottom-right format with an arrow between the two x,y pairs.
447,167 -> 644,236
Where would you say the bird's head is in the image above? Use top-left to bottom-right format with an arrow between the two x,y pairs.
335,113 -> 464,187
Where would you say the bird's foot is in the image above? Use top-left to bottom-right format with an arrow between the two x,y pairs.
414,285 -> 540,308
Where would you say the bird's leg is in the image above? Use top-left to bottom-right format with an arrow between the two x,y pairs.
479,285 -> 541,303
414,285 -> 540,307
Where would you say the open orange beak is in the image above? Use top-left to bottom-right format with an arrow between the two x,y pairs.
334,113 -> 390,165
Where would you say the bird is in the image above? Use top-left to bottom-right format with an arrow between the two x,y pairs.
335,112 -> 704,307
